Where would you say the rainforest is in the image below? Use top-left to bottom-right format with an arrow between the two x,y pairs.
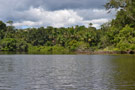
0,0 -> 135,54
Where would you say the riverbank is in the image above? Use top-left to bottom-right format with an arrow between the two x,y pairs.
0,50 -> 135,55
75,50 -> 135,55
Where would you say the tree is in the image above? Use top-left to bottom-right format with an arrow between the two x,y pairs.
4,21 -> 15,38
7,20 -> 13,26
105,0 -> 135,21
0,21 -> 6,30
0,38 -> 16,51
89,23 -> 93,27
0,21 -> 6,39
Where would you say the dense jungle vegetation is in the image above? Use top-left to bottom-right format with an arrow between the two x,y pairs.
0,0 -> 135,54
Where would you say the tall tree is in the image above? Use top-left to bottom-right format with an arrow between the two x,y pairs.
5,21 -> 14,38
105,0 -> 135,21
0,21 -> 6,39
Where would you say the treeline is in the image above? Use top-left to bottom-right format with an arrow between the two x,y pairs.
0,0 -> 135,54
0,22 -> 99,54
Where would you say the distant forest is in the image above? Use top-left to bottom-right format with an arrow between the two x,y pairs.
0,0 -> 135,54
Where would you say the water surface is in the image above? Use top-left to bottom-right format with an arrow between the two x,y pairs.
0,55 -> 135,90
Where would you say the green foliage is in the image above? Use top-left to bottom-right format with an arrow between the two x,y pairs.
0,38 -> 16,51
40,46 -> 52,54
105,0 -> 135,27
116,41 -> 131,51
0,21 -> 6,39
0,21 -> 6,30
16,40 -> 29,52
0,38 -> 28,51
67,40 -> 78,51
28,45 -> 69,54
52,45 -> 69,54
115,25 -> 135,51
28,46 -> 40,53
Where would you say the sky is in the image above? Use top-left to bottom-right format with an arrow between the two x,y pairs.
0,0 -> 116,29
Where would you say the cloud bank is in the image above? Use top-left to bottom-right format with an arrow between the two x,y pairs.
0,0 -> 116,29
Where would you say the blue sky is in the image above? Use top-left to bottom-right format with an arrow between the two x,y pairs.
0,0 -> 116,28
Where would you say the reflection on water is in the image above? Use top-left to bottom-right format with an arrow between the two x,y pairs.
0,55 -> 135,90
112,56 -> 135,90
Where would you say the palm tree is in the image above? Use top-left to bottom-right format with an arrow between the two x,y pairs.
89,23 -> 93,27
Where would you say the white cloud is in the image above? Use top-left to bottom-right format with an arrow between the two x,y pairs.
14,21 -> 42,26
76,8 -> 116,20
89,18 -> 109,24
14,7 -> 83,28
89,18 -> 110,28
82,18 -> 110,28
13,7 -> 111,29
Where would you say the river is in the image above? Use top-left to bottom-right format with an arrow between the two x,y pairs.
0,55 -> 135,90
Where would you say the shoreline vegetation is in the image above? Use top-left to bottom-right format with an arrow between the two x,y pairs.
0,0 -> 135,55
0,50 -> 135,55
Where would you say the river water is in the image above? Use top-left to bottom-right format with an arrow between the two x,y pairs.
0,55 -> 135,90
